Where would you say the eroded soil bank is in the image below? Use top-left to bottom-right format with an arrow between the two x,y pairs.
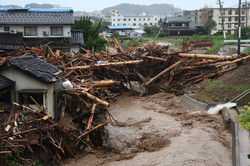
63,92 -> 232,166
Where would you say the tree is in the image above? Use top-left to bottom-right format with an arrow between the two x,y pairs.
72,16 -> 107,53
234,26 -> 250,39
203,19 -> 217,35
92,20 -> 111,33
143,25 -> 159,37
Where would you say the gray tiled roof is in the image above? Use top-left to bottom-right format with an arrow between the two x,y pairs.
0,74 -> 15,89
0,8 -> 74,25
71,30 -> 84,45
1,54 -> 61,83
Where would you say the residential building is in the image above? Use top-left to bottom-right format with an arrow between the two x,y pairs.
159,17 -> 198,36
211,8 -> 249,35
0,54 -> 62,118
183,8 -> 213,24
104,25 -> 133,35
0,8 -> 84,53
172,10 -> 184,17
111,13 -> 158,29
128,30 -> 146,38
104,9 -> 119,21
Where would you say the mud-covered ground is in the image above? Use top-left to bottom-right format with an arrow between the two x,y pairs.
63,92 -> 232,166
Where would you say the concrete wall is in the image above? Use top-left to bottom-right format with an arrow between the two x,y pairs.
180,94 -> 207,110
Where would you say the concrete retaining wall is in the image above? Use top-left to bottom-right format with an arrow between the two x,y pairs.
180,94 -> 207,110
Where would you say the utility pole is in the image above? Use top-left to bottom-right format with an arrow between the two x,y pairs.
246,0 -> 248,27
218,0 -> 226,39
238,0 -> 241,55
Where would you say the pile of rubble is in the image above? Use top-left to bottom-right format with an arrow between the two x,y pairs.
0,37 -> 250,164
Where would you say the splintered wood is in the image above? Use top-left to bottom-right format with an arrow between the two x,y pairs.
0,36 -> 249,164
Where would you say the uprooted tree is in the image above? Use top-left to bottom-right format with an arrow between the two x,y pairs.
72,16 -> 107,53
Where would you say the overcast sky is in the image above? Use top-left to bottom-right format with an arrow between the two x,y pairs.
1,0 -> 240,12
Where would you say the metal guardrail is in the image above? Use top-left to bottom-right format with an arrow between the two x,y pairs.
224,40 -> 250,43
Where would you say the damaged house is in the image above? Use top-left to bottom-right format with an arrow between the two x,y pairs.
0,54 -> 62,118
0,8 -> 84,53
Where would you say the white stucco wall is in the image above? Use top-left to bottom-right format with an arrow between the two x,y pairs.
70,46 -> 80,54
0,67 -> 56,118
0,25 -> 71,38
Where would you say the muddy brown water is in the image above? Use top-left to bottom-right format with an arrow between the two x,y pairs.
63,93 -> 232,166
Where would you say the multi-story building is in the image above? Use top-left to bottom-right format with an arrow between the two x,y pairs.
104,9 -> 119,21
0,8 -> 84,53
183,8 -> 213,24
211,8 -> 249,35
111,12 -> 158,29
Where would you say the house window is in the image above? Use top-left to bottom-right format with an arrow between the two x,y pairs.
144,23 -> 147,25
123,18 -> 126,21
242,17 -> 245,21
19,92 -> 43,105
228,30 -> 231,34
235,10 -> 238,15
228,10 -> 232,15
123,23 -> 126,25
118,18 -> 120,21
113,23 -> 115,25
148,18 -> 150,21
139,23 -> 141,25
133,23 -> 136,26
139,18 -> 141,21
235,17 -> 238,21
24,26 -> 37,36
150,23 -> 152,25
155,18 -> 157,20
134,18 -> 136,21
228,24 -> 231,28
242,10 -> 245,15
117,23 -> 119,25
134,34 -> 138,37
4,27 -> 10,31
113,18 -> 115,21
143,18 -> 145,21
155,23 -> 157,25
51,26 -> 63,36
228,17 -> 231,22
128,18 -> 131,21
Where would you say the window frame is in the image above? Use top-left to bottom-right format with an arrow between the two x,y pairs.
51,26 -> 63,36
24,26 -> 37,36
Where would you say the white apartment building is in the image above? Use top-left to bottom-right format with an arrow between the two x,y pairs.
111,13 -> 158,29
211,8 -> 249,35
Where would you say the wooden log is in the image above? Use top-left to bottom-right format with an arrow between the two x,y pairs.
177,53 -> 233,59
216,54 -> 250,67
139,55 -> 166,61
80,90 -> 109,106
145,59 -> 184,86
66,60 -> 144,70
61,90 -> 109,106
0,151 -> 12,154
181,42 -> 190,52
77,120 -> 110,139
87,104 -> 97,130
79,80 -> 119,87
30,96 -> 45,113
12,102 -> 37,113
113,37 -> 125,54
193,66 -> 238,83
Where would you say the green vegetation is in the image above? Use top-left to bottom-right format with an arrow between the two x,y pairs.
235,103 -> 250,131
143,25 -> 160,37
123,39 -> 142,48
72,16 -> 107,53
203,19 -> 217,35
92,20 -> 111,33
193,79 -> 250,103
234,26 -> 250,39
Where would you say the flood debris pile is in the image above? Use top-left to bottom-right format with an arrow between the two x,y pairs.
0,37 -> 250,164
